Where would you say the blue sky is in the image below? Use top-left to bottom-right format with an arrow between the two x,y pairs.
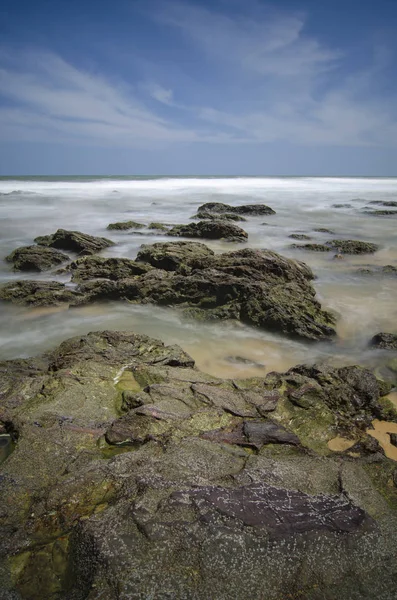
1,0 -> 397,175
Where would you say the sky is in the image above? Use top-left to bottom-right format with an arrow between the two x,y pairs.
0,0 -> 397,175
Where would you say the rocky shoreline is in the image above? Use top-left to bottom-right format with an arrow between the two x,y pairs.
1,200 -> 397,599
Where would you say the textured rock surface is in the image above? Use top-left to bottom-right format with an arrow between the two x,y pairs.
193,210 -> 247,222
35,228 -> 115,255
292,239 -> 379,254
198,201 -> 276,215
0,330 -> 396,600
5,245 -> 70,272
167,220 -> 248,242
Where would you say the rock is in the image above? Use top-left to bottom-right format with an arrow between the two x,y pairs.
332,204 -> 352,208
370,333 -> 397,350
68,256 -> 153,282
290,243 -> 331,252
390,433 -> 397,447
193,210 -> 247,222
225,356 -> 265,368
288,234 -> 312,240
326,239 -> 379,254
5,245 -> 70,272
356,265 -> 397,277
148,222 -> 170,231
0,280 -> 81,306
107,221 -> 145,230
367,200 -> 397,207
167,220 -> 248,242
363,209 -> 397,216
198,201 -> 276,216
136,241 -> 215,271
35,229 -> 115,255
0,330 -> 396,599
314,228 -> 335,234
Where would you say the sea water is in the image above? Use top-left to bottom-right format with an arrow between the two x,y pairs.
0,176 -> 396,378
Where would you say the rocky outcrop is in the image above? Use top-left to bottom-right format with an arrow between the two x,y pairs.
167,220 -> 248,242
35,228 -> 115,255
148,222 -> 170,231
290,243 -> 331,252
5,245 -> 69,271
370,333 -> 397,350
368,200 -> 397,207
198,201 -> 276,216
363,209 -> 397,216
0,330 -> 396,600
0,242 -> 337,341
107,220 -> 145,230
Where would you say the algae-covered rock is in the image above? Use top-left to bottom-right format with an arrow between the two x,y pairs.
107,220 -> 145,230
198,201 -> 276,216
288,233 -> 312,240
0,330 -> 397,599
193,210 -> 247,222
326,239 -> 379,254
136,240 -> 215,271
5,245 -> 70,272
148,222 -> 170,231
35,228 -> 115,255
68,255 -> 153,282
168,220 -> 248,242
290,243 -> 332,252
0,280 -> 81,306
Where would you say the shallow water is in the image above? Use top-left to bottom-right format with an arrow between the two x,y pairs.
0,176 -> 396,379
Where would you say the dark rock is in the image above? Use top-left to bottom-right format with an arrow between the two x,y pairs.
314,228 -> 335,234
288,234 -> 312,240
368,200 -> 397,207
5,245 -> 70,272
290,243 -> 332,252
243,420 -> 300,446
0,280 -> 81,306
68,256 -> 153,282
35,228 -> 114,255
136,241 -> 215,271
326,239 -> 379,254
370,333 -> 397,350
332,204 -> 352,208
390,433 -> 397,447
198,201 -> 276,216
225,356 -> 265,368
356,265 -> 397,277
193,210 -> 247,222
168,220 -> 248,242
363,209 -> 397,216
107,221 -> 145,230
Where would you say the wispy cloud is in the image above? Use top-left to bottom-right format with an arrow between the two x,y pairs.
0,2 -> 396,149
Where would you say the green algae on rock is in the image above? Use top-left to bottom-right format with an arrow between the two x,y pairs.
35,228 -> 115,255
107,220 -> 145,230
5,245 -> 70,272
0,330 -> 397,600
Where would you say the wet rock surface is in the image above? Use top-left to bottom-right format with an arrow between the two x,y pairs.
292,239 -> 379,254
5,245 -> 70,272
167,220 -> 248,242
0,330 -> 396,600
0,242 -> 337,341
35,228 -> 115,255
193,210 -> 247,222
107,220 -> 145,230
198,201 -> 276,215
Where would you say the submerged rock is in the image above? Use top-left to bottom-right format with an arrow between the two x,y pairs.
107,220 -> 145,230
148,222 -> 170,231
368,200 -> 397,207
363,209 -> 397,216
0,330 -> 396,600
290,243 -> 332,252
332,204 -> 352,208
313,228 -> 335,234
193,210 -> 247,222
35,228 -> 115,255
292,239 -> 379,254
288,233 -> 312,240
370,333 -> 397,350
167,220 -> 248,242
5,245 -> 69,272
198,201 -> 276,216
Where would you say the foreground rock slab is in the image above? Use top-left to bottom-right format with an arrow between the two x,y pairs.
0,330 -> 396,600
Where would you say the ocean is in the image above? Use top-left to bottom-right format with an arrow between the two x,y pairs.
0,176 -> 396,378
